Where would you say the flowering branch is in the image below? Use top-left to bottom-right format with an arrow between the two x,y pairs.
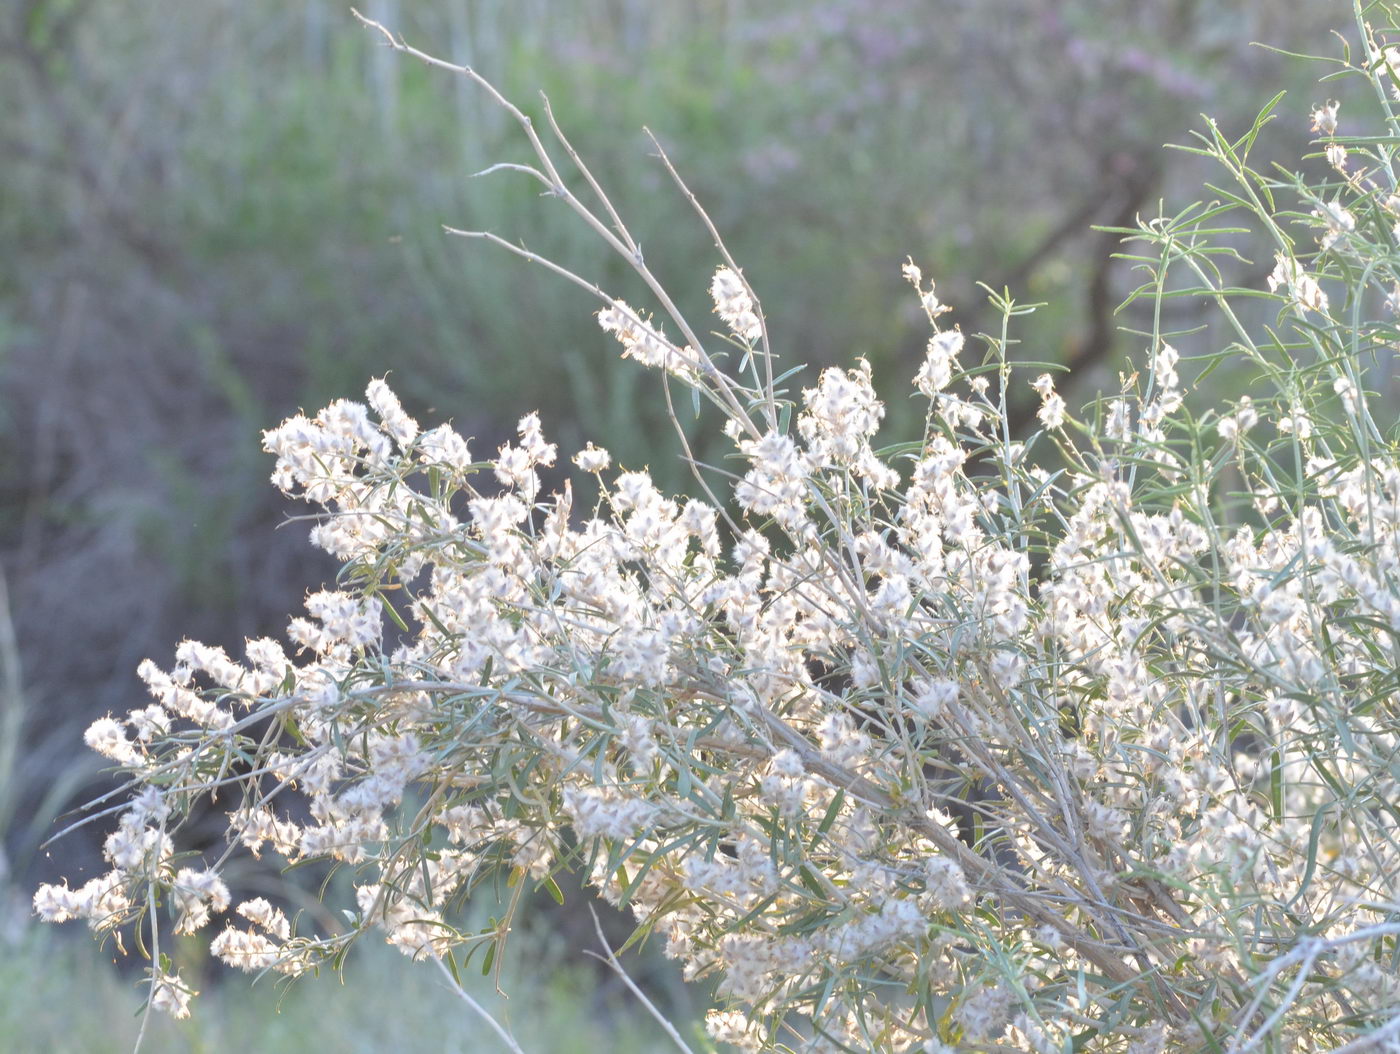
34,5 -> 1400,1051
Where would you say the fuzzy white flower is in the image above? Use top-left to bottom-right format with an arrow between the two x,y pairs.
1267,253 -> 1329,314
573,442 -> 611,473
1314,199 -> 1355,251
924,856 -> 972,910
598,300 -> 694,376
915,330 -> 965,396
417,422 -> 473,472
84,717 -> 142,766
211,926 -> 283,972
1031,373 -> 1066,430
1310,100 -> 1339,135
709,266 -> 762,343
171,867 -> 231,934
149,970 -> 195,1020
1216,396 -> 1258,441
909,678 -> 958,720
366,377 -> 419,448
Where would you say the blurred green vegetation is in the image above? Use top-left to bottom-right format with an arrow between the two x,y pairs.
0,920 -> 692,1053
0,0 -> 1354,1036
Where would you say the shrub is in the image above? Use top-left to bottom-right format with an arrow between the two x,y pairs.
34,5 -> 1400,1051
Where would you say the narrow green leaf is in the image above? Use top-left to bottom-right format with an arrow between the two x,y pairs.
811,789 -> 845,848
1270,750 -> 1284,821
480,941 -> 495,977
379,592 -> 411,634
542,875 -> 565,906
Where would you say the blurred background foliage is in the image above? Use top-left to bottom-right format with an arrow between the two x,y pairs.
0,0 -> 1347,1041
0,916 -> 692,1052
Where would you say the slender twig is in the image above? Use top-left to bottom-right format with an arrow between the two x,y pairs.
431,954 -> 528,1054
350,8 -> 759,443
541,95 -> 636,255
645,128 -> 778,430
1329,1015 -> 1400,1054
1227,938 -> 1322,1054
0,567 -> 25,837
585,906 -> 697,1054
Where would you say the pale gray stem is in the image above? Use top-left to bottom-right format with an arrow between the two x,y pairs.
585,906 -> 696,1054
431,954 -> 528,1054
